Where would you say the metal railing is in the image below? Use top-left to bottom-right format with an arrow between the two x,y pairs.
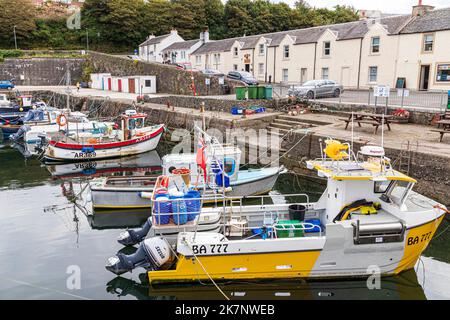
271,82 -> 448,112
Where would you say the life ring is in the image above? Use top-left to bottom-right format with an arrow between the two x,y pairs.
56,114 -> 68,127
172,168 -> 190,175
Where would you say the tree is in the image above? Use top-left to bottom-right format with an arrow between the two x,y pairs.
169,0 -> 207,39
142,0 -> 173,37
224,0 -> 253,38
204,0 -> 225,39
0,0 -> 36,47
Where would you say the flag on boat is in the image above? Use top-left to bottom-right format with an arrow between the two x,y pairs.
196,137 -> 207,181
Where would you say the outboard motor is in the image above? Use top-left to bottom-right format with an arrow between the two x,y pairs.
117,217 -> 152,246
34,133 -> 48,153
10,125 -> 30,141
105,237 -> 173,275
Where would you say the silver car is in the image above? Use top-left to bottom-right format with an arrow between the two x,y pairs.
287,80 -> 344,99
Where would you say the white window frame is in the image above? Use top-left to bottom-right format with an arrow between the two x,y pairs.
233,47 -> 239,57
323,41 -> 331,56
233,64 -> 238,71
283,45 -> 290,59
195,55 -> 201,65
369,66 -> 378,83
371,37 -> 380,54
321,67 -> 329,80
282,68 -> 289,82
259,44 -> 265,55
423,33 -> 434,53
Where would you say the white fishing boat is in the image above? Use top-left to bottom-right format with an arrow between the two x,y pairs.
105,139 -> 449,284
42,110 -> 165,163
90,127 -> 285,210
45,150 -> 162,179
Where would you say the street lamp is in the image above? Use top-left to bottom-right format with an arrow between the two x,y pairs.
86,28 -> 89,51
13,25 -> 17,50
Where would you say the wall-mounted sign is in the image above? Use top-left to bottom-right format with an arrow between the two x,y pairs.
205,78 -> 211,86
219,77 -> 225,85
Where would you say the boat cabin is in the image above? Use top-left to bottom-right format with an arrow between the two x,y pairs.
18,96 -> 32,108
161,145 -> 242,186
120,110 -> 147,141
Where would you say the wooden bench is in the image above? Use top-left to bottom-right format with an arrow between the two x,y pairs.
341,119 -> 382,134
431,129 -> 450,142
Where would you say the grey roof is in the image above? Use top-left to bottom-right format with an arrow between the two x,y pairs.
191,7 -> 449,54
163,40 -> 201,51
139,34 -> 171,47
192,38 -> 239,54
400,7 -> 450,34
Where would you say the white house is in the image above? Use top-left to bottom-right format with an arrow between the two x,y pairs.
139,29 -> 184,63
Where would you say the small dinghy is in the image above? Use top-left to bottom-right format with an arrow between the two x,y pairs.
41,110 -> 164,163
106,140 -> 449,283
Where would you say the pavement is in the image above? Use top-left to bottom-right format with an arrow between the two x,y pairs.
291,112 -> 450,158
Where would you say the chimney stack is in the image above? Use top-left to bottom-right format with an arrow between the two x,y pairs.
412,1 -> 434,17
170,28 -> 178,35
200,28 -> 210,43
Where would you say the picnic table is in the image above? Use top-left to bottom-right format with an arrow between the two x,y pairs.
432,119 -> 450,142
342,112 -> 393,134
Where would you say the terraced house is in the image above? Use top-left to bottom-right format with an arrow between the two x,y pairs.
181,3 -> 450,91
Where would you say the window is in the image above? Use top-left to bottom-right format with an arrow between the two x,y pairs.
436,64 -> 450,82
371,37 -> 380,53
369,66 -> 378,82
213,53 -> 220,68
233,47 -> 238,57
258,63 -> 264,75
145,79 -> 151,87
374,181 -> 391,193
259,44 -> 265,55
180,51 -> 186,59
323,41 -> 331,56
423,34 -> 434,52
282,69 -> 289,82
321,67 -> 329,80
195,55 -> 201,65
283,45 -> 290,59
233,64 -> 238,71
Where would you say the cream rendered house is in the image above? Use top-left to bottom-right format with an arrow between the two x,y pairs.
139,29 -> 184,63
181,2 -> 449,91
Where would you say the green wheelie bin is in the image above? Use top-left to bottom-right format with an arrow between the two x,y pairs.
248,85 -> 258,100
235,87 -> 247,100
257,86 -> 266,99
265,85 -> 273,100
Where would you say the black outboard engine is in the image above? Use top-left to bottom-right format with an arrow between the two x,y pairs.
34,133 -> 48,154
117,217 -> 152,246
106,237 -> 173,275
10,125 -> 30,141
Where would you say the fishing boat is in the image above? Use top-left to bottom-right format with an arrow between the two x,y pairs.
42,110 -> 164,163
105,139 -> 448,284
45,150 -> 162,180
90,127 -> 285,210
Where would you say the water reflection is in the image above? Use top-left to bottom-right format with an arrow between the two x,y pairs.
106,269 -> 426,300
0,142 -> 449,299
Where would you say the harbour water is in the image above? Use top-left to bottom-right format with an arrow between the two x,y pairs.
0,142 -> 449,300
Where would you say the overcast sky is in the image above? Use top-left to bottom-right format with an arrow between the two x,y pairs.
271,0 -> 450,14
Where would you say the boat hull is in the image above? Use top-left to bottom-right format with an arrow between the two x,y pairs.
90,168 -> 281,210
43,126 -> 164,163
148,214 -> 445,284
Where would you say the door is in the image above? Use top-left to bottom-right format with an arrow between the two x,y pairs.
128,78 -> 135,93
245,64 -> 250,72
340,67 -> 351,88
118,79 -> 122,92
300,68 -> 307,84
419,65 -> 430,91
107,78 -> 112,90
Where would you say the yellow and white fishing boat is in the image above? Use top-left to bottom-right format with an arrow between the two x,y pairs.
106,139 -> 448,284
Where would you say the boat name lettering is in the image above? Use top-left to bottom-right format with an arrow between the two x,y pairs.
407,232 -> 432,246
192,244 -> 229,255
74,162 -> 97,169
74,152 -> 97,158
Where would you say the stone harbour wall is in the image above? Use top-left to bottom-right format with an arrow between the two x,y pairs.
87,51 -> 243,96
0,58 -> 84,85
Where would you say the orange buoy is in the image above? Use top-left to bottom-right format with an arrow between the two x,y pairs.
56,114 -> 68,127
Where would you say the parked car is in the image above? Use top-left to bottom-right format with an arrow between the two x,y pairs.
174,63 -> 199,72
287,80 -> 343,99
201,69 -> 224,77
0,80 -> 14,90
227,71 -> 259,85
